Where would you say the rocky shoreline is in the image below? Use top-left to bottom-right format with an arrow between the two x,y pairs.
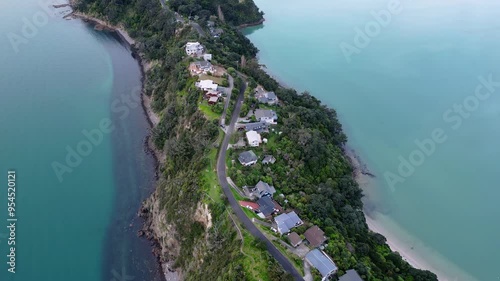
64,4 -> 174,280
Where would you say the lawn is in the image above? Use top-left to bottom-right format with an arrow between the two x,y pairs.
203,130 -> 224,204
200,74 -> 224,84
198,100 -> 221,121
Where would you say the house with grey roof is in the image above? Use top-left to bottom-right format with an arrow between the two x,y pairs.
274,211 -> 303,234
256,196 -> 276,217
242,121 -> 268,133
262,155 -> 276,165
339,270 -> 363,281
238,150 -> 258,166
255,86 -> 279,105
189,60 -> 214,75
305,249 -> 338,281
252,181 -> 276,198
254,109 -> 278,124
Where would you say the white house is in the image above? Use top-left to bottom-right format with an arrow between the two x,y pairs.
246,130 -> 262,147
195,80 -> 218,91
203,54 -> 213,61
185,42 -> 204,56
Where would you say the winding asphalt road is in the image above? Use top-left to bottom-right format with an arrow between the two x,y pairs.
216,81 -> 304,281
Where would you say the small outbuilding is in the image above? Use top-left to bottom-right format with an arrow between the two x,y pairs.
238,150 -> 258,166
287,232 -> 303,247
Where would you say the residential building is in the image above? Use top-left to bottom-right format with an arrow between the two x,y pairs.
256,196 -> 275,217
208,96 -> 219,105
262,155 -> 276,165
275,211 -> 303,234
305,249 -> 338,281
239,201 -> 260,211
185,42 -> 204,56
238,151 -> 258,166
253,180 -> 276,198
203,54 -> 213,61
254,109 -> 278,124
189,61 -> 214,75
195,80 -> 218,91
243,121 -> 268,133
304,225 -> 327,248
255,86 -> 279,105
339,270 -> 364,281
287,232 -> 303,247
246,130 -> 262,147
205,90 -> 220,97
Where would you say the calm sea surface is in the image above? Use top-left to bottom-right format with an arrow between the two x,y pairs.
245,0 -> 500,280
0,1 -> 161,280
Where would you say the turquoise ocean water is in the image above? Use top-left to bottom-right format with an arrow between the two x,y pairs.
245,0 -> 500,280
0,1 -> 161,280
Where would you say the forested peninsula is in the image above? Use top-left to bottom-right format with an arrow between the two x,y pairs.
73,0 -> 438,280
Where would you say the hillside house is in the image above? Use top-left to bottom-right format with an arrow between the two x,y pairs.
274,211 -> 303,234
254,109 -> 278,124
185,42 -> 204,56
246,130 -> 262,147
305,249 -> 338,281
238,150 -> 258,166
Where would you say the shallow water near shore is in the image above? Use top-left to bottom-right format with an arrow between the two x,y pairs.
0,1 -> 160,281
245,0 -> 500,280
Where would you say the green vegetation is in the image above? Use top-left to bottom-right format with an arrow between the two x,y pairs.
75,0 -> 438,280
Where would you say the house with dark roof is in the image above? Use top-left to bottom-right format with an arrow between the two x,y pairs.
256,196 -> 275,217
242,121 -> 268,133
238,151 -> 258,166
287,232 -> 303,247
305,249 -> 338,281
252,181 -> 276,198
304,225 -> 327,248
262,155 -> 276,165
339,270 -> 363,281
274,211 -> 303,234
254,109 -> 278,124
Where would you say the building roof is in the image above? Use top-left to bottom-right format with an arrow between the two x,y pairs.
254,109 -> 277,120
262,155 -> 276,164
267,91 -> 277,100
339,270 -> 363,281
287,232 -> 302,247
186,41 -> 201,47
239,201 -> 260,211
244,122 -> 268,132
255,181 -> 276,197
246,130 -> 262,146
275,211 -> 302,234
195,60 -> 212,68
304,225 -> 327,248
256,196 -> 275,216
208,96 -> 219,103
196,79 -> 218,91
305,249 -> 338,278
238,150 -> 258,165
